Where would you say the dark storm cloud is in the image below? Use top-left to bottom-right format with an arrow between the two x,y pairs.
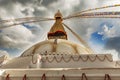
0,0 -> 37,5
0,0 -> 15,10
0,0 -> 42,11
105,37 -> 120,57
41,0 -> 58,6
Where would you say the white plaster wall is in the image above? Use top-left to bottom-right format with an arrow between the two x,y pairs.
115,61 -> 120,68
41,54 -> 114,68
0,54 -> 115,69
1,56 -> 32,69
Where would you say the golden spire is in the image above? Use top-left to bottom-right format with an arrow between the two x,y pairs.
54,10 -> 63,19
48,10 -> 67,40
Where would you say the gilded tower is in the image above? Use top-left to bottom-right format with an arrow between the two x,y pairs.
48,10 -> 67,40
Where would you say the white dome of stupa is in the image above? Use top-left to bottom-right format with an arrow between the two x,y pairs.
21,39 -> 91,57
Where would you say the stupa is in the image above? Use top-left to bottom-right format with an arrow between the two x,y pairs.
0,10 -> 120,80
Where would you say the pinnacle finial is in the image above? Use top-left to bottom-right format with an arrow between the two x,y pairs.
57,9 -> 60,13
54,10 -> 63,18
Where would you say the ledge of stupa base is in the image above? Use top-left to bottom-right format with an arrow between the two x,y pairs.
37,54 -> 115,68
0,54 -> 116,69
114,60 -> 120,68
1,68 -> 120,80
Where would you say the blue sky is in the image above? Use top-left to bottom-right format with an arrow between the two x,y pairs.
90,22 -> 113,47
90,32 -> 106,46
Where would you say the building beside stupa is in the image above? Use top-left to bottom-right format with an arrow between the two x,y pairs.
0,10 -> 120,80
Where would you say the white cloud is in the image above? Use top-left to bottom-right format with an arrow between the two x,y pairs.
103,49 -> 119,60
0,0 -> 44,52
0,3 -> 25,19
44,0 -> 81,17
98,23 -> 120,39
0,25 -> 34,49
0,50 -> 9,57
102,0 -> 120,6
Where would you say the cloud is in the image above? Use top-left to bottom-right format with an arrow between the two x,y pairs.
0,0 -> 44,56
0,25 -> 34,49
105,37 -> 120,58
103,49 -> 119,60
98,22 -> 120,39
0,50 -> 9,57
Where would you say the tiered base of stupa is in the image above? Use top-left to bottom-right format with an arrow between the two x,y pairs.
0,54 -> 115,68
0,54 -> 120,80
1,68 -> 120,80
